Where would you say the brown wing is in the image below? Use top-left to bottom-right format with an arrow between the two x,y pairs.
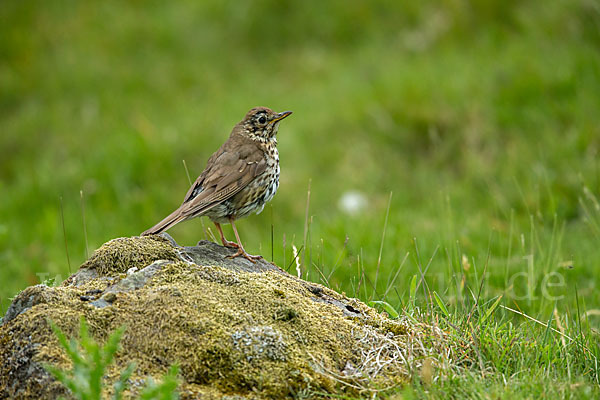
141,134 -> 266,236
178,137 -> 266,217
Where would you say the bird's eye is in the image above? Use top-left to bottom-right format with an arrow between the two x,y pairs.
258,115 -> 267,125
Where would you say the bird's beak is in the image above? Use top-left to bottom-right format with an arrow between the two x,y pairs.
271,111 -> 293,124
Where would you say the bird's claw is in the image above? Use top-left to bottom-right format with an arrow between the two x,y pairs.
226,249 -> 263,263
221,239 -> 240,249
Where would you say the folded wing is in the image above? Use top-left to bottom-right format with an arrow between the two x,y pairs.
141,138 -> 266,235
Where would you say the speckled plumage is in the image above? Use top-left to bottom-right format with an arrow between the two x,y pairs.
142,107 -> 292,261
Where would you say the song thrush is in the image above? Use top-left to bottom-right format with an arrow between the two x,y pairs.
142,107 -> 292,262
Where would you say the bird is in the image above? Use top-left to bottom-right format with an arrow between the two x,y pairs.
141,106 -> 292,262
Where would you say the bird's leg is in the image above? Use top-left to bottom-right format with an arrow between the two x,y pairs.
227,217 -> 263,263
214,222 -> 239,248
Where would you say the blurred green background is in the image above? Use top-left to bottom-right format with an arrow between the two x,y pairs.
1,0 -> 599,324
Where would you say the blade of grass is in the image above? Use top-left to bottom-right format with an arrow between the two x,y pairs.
480,295 -> 503,325
382,251 -> 410,301
433,291 -> 450,318
59,196 -> 72,274
375,192 -> 392,293
409,274 -> 417,312
501,305 -> 574,342
302,179 -> 311,267
367,300 -> 400,319
80,190 -> 89,259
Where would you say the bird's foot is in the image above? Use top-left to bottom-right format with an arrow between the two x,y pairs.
221,239 -> 240,249
226,248 -> 263,263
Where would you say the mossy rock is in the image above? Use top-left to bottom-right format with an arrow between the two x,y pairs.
0,234 -> 423,399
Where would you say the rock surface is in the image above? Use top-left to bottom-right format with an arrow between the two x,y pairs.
0,234 -> 415,399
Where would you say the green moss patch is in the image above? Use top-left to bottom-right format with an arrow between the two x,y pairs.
80,235 -> 180,276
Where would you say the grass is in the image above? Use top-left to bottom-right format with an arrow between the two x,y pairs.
1,0 -> 600,397
45,316 -> 179,400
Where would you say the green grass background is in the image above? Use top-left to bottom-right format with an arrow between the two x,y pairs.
2,0 -> 600,397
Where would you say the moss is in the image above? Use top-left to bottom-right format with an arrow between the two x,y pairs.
80,235 -> 180,276
1,236 -> 428,399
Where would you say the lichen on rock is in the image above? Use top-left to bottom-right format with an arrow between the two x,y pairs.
0,233 -> 440,399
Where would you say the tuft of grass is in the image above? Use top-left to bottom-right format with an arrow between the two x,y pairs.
138,366 -> 180,400
45,316 -> 179,400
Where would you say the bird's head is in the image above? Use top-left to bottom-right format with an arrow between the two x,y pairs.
239,107 -> 292,142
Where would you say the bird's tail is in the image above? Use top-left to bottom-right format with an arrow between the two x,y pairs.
141,207 -> 187,236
